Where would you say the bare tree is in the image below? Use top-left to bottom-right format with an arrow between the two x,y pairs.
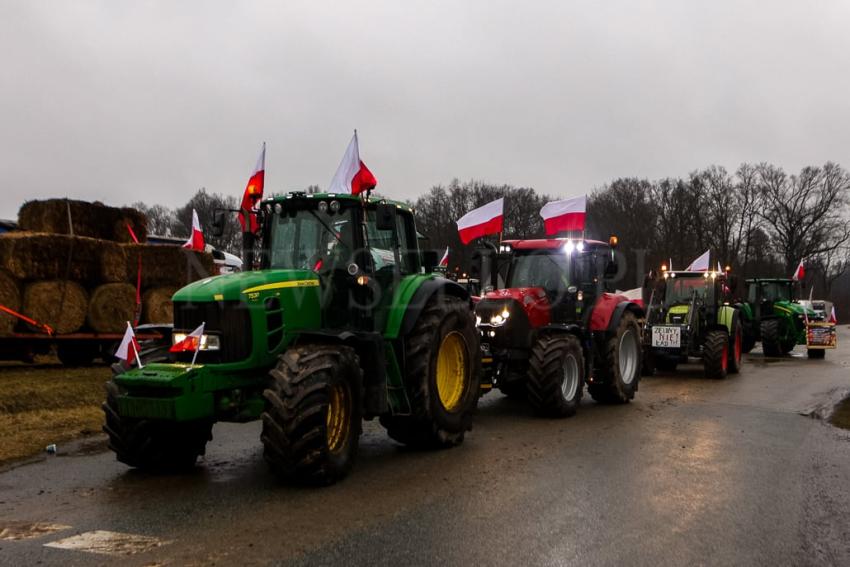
130,202 -> 176,237
173,188 -> 242,254
757,162 -> 850,273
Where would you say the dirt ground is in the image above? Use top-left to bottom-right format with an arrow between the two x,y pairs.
0,357 -> 110,465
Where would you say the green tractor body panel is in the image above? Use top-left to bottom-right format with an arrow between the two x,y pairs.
381,273 -> 433,339
717,305 -> 737,334
739,278 -> 820,349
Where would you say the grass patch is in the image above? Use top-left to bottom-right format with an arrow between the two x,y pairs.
0,359 -> 110,464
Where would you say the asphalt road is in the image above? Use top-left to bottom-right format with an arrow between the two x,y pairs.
2,329 -> 850,566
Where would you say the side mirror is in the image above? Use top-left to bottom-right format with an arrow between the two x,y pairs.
212,210 -> 226,237
376,203 -> 396,231
422,250 -> 438,273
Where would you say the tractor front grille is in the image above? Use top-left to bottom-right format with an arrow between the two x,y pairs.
173,301 -> 253,363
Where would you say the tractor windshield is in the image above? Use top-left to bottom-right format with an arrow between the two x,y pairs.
508,252 -> 571,293
664,276 -> 707,306
753,281 -> 794,303
268,208 -> 355,271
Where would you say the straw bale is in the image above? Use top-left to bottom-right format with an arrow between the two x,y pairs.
87,283 -> 137,333
141,286 -> 177,325
18,199 -> 147,243
0,270 -> 21,335
22,280 -> 88,334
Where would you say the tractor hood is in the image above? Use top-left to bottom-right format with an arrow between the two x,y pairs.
173,269 -> 320,303
773,300 -> 818,320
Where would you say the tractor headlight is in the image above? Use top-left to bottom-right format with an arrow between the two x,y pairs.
171,332 -> 221,351
489,308 -> 510,327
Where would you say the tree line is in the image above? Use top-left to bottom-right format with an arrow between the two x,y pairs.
129,161 -> 850,316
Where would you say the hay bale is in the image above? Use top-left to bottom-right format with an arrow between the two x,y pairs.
18,199 -> 147,243
22,280 -> 88,335
122,244 -> 216,288
0,232 -> 127,284
87,283 -> 137,333
142,286 -> 177,324
0,270 -> 21,335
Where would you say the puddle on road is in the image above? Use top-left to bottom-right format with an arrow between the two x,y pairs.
829,397 -> 850,431
44,530 -> 172,555
0,521 -> 71,540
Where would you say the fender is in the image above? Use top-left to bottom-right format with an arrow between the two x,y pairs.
605,300 -> 645,333
397,278 -> 469,338
590,293 -> 644,333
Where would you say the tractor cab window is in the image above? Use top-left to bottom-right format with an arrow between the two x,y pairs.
269,208 -> 355,272
758,282 -> 793,302
665,276 -> 707,306
509,252 -> 570,295
364,209 -> 415,275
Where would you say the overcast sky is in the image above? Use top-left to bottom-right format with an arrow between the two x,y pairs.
2,1 -> 849,220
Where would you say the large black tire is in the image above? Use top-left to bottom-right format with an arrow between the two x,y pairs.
761,319 -> 783,357
807,349 -> 826,359
380,295 -> 480,448
57,341 -> 99,366
526,334 -> 584,417
703,329 -> 729,379
781,338 -> 797,354
727,319 -> 743,374
103,381 -> 212,471
588,311 -> 642,404
261,345 -> 362,485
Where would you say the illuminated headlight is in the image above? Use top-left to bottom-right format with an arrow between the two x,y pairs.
577,241 -> 585,252
499,244 -> 512,253
171,333 -> 221,351
489,309 -> 510,327
564,239 -> 575,255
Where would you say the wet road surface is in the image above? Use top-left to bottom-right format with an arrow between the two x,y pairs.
2,329 -> 850,566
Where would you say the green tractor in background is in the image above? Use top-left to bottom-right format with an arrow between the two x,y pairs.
643,268 -> 743,379
103,192 -> 480,484
737,278 -> 835,359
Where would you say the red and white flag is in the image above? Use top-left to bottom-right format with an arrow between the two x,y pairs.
239,143 -> 265,233
328,131 -> 377,196
457,198 -> 504,244
439,247 -> 449,267
170,322 -> 205,365
686,250 -> 710,271
182,209 -> 205,251
829,305 -> 838,324
115,322 -> 142,368
540,195 -> 586,235
792,259 -> 805,281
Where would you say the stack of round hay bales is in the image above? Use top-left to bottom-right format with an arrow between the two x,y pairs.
0,199 -> 217,336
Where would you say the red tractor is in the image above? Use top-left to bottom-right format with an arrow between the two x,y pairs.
475,238 -> 644,417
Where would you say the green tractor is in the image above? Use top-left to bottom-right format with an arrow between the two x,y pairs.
103,192 -> 481,484
738,278 -> 835,359
643,268 -> 743,379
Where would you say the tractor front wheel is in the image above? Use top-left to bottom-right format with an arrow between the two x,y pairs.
103,382 -> 212,471
589,311 -> 642,404
527,334 -> 584,417
727,320 -> 744,374
262,345 -> 362,485
381,295 -> 480,448
761,319 -> 783,357
703,329 -> 729,379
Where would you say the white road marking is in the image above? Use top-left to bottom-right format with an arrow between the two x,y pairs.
0,521 -> 72,541
44,530 -> 172,556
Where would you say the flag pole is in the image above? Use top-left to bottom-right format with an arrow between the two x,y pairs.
130,335 -> 143,369
190,322 -> 205,368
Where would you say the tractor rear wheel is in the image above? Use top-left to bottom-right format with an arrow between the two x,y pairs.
703,329 -> 729,379
760,319 -> 782,357
727,320 -> 744,374
103,381 -> 212,471
588,312 -> 642,404
807,349 -> 826,359
381,295 -> 480,448
262,345 -> 362,485
527,333 -> 584,417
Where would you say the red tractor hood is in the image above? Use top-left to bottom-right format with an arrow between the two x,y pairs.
480,287 -> 551,328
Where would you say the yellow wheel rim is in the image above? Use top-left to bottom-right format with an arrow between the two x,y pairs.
326,382 -> 350,453
436,331 -> 468,412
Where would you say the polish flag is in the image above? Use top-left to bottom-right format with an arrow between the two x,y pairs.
170,323 -> 206,366
540,195 -> 586,236
439,247 -> 449,267
686,250 -> 710,271
829,305 -> 837,324
115,322 -> 142,368
328,131 -> 377,196
792,259 -> 805,281
239,143 -> 265,233
182,209 -> 205,251
457,198 -> 504,244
